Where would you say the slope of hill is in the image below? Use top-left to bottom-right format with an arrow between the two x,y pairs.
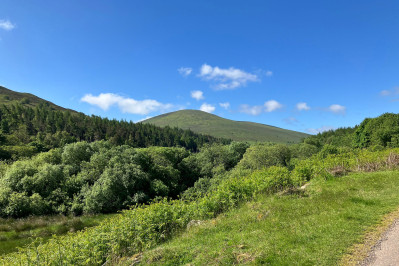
0,86 -> 74,112
0,88 -> 229,160
142,110 -> 309,143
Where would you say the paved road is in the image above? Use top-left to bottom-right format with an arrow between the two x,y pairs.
365,219 -> 399,266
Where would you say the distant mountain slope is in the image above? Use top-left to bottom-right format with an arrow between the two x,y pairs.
0,86 -> 74,112
142,110 -> 309,143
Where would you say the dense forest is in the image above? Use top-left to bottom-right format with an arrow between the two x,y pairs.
0,103 -> 229,160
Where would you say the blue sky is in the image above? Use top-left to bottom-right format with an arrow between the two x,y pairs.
1,0 -> 398,134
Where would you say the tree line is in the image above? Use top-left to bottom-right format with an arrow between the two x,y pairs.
0,103 -> 229,160
303,112 -> 399,149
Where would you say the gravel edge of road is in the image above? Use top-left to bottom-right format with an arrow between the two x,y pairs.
339,208 -> 399,266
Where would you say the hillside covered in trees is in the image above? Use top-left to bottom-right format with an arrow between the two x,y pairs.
0,102 -> 229,160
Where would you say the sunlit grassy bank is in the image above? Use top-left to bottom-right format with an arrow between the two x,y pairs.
0,214 -> 113,255
140,171 -> 399,265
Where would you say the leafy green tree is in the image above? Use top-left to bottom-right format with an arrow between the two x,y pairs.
237,144 -> 291,170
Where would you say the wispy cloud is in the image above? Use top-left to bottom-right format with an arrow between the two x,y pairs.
239,104 -> 264,115
296,102 -> 310,111
328,104 -> 346,114
380,90 -> 391,96
190,90 -> 204,100
81,93 -> 173,115
265,70 -> 273,77
239,100 -> 283,115
178,67 -> 192,77
199,64 -> 259,90
219,102 -> 230,110
284,117 -> 298,125
264,100 -> 282,112
0,19 -> 15,31
200,103 -> 215,113
380,87 -> 399,97
307,126 -> 335,134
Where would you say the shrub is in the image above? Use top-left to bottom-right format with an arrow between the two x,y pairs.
237,144 -> 291,170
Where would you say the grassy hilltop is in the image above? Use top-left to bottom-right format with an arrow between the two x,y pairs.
0,86 -> 75,112
142,109 -> 309,143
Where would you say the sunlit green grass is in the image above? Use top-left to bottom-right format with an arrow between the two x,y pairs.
141,171 -> 399,265
143,109 -> 309,143
0,214 -> 114,255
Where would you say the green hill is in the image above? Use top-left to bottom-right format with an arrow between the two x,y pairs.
0,86 -> 74,112
142,110 -> 309,143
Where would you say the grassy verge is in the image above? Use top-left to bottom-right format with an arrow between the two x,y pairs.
0,214 -> 113,255
139,171 -> 399,265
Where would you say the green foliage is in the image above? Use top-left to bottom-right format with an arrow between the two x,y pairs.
290,143 -> 319,160
0,141 -> 246,218
0,101 -> 228,160
304,127 -> 356,148
317,144 -> 339,158
0,214 -> 114,255
353,113 -> 399,148
237,143 -> 291,170
2,147 -> 399,264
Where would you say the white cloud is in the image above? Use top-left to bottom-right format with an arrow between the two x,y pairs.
296,102 -> 310,111
81,93 -> 172,115
307,126 -> 335,134
219,102 -> 230,109
265,70 -> 273,77
178,67 -> 192,77
380,87 -> 399,96
190,90 -> 204,100
239,104 -> 264,115
264,100 -> 283,112
199,64 -> 258,90
239,100 -> 282,115
328,104 -> 346,114
81,93 -> 121,110
0,20 -> 15,31
200,103 -> 215,113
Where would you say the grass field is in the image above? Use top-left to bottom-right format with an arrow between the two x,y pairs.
0,214 -> 113,255
142,109 -> 309,143
139,171 -> 399,265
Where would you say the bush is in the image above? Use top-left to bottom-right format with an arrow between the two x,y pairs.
237,144 -> 291,170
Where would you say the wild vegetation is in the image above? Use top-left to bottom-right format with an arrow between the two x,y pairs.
0,141 -> 248,218
0,214 -> 113,255
2,88 -> 399,264
2,143 -> 399,264
140,171 -> 399,265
